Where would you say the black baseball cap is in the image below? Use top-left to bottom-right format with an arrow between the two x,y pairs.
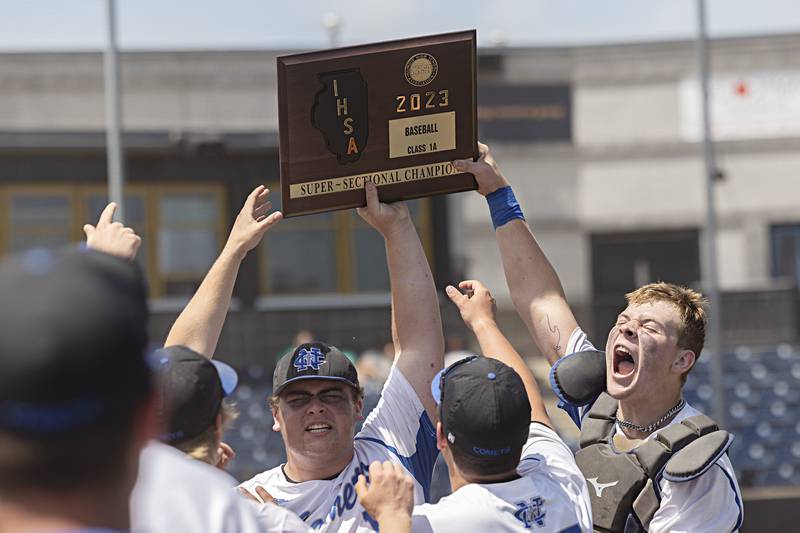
273,342 -> 359,395
431,356 -> 531,461
152,345 -> 239,444
0,248 -> 150,438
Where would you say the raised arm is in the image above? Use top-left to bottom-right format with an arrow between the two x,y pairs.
445,280 -> 551,428
453,144 -> 578,365
164,185 -> 282,356
357,182 -> 444,420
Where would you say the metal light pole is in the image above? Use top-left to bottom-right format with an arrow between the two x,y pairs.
322,12 -> 341,49
104,0 -> 126,221
696,0 -> 725,428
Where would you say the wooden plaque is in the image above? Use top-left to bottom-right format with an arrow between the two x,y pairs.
277,30 -> 478,217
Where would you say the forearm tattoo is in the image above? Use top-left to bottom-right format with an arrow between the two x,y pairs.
546,314 -> 561,355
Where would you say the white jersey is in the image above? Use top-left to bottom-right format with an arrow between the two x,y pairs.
132,441 -> 310,533
412,423 -> 592,532
239,366 -> 438,532
559,328 -> 744,533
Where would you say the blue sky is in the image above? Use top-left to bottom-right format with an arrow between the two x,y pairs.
2,0 -> 800,51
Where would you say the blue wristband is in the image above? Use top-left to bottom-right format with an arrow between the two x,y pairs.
486,186 -> 525,229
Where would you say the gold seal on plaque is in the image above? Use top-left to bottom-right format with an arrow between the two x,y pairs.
404,53 -> 438,86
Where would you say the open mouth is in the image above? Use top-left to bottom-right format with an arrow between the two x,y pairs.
305,423 -> 332,435
613,345 -> 636,377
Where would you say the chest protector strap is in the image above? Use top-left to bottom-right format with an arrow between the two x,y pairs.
575,393 -> 732,533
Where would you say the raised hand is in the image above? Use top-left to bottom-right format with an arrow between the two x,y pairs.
452,142 -> 510,196
163,185 -> 281,355
223,185 -> 283,259
83,202 -> 142,262
356,182 -> 412,238
445,280 -> 498,332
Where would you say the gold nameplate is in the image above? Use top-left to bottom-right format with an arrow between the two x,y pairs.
289,161 -> 460,199
388,111 -> 456,159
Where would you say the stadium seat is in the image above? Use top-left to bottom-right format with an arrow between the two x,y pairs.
687,344 -> 800,488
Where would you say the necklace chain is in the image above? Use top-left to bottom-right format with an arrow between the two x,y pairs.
616,398 -> 686,433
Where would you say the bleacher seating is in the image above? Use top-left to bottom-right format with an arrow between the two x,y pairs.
685,343 -> 800,487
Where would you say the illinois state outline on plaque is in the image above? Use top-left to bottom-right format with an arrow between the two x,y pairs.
311,69 -> 369,164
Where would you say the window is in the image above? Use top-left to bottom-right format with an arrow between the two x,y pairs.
260,187 -> 432,294
771,224 -> 800,285
6,187 -> 76,252
590,229 -> 700,337
0,182 -> 434,299
0,183 -> 225,298
158,190 -> 222,295
264,211 -> 337,294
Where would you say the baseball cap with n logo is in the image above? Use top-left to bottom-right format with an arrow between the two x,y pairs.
273,342 -> 359,395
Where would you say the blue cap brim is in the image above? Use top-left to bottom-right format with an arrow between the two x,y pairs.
431,355 -> 480,406
211,360 -> 238,396
431,367 -> 445,405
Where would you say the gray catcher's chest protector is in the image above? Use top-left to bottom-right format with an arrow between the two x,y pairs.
551,351 -> 733,533
576,393 -> 733,532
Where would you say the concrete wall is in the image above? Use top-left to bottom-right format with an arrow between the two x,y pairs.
0,51 -> 280,131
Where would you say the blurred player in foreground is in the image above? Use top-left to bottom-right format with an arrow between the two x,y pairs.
0,246 -> 154,533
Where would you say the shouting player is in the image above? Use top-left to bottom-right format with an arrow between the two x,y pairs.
453,144 -> 743,532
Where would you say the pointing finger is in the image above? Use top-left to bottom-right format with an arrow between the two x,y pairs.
97,202 -> 117,226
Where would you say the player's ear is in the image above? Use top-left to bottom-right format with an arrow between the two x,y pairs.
354,394 -> 364,422
672,349 -> 695,376
436,422 -> 448,451
270,405 -> 281,432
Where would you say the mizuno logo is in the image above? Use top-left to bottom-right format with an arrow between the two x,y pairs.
587,477 -> 619,497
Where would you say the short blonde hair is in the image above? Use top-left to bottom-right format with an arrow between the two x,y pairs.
625,282 -> 708,380
172,399 -> 239,465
